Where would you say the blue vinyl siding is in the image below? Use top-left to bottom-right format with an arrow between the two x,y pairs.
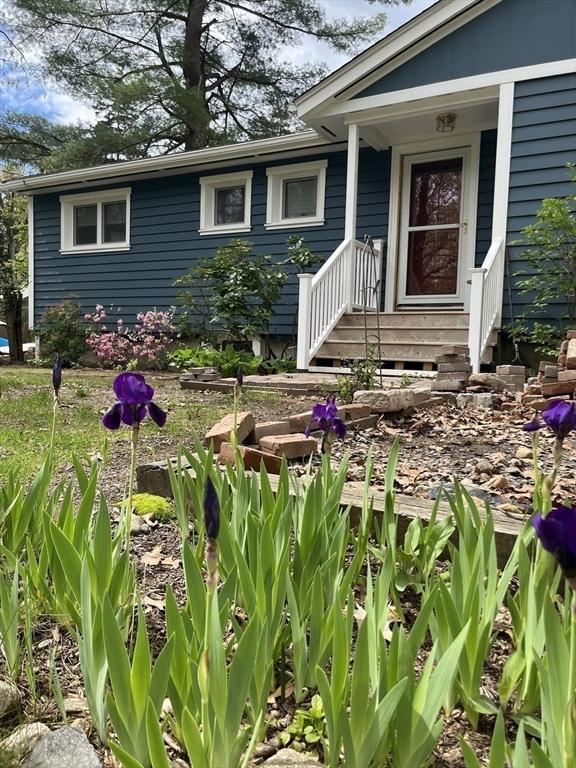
504,73 -> 576,324
355,0 -> 575,98
475,130 -> 497,268
33,148 -> 391,336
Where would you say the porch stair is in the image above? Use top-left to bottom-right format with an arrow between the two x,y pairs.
313,311 -> 497,368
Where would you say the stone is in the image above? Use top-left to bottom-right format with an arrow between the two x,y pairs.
472,393 -> 496,409
259,434 -> 317,458
437,362 -> 471,373
559,354 -> 567,367
435,371 -> 470,382
559,369 -> 576,382
440,344 -> 469,356
496,365 -> 526,376
525,396 -> 571,411
262,748 -> 319,766
204,411 -> 256,450
219,442 -> 282,474
435,353 -> 470,363
353,386 -> 430,412
561,340 -> 570,353
525,384 -> 542,395
456,393 -> 474,408
516,446 -> 532,460
566,329 -> 576,340
544,365 -> 559,379
539,360 -> 557,373
501,402 -> 519,411
22,727 -> 101,768
346,414 -> 379,431
489,474 -> 509,490
253,420 -> 291,441
540,380 -> 576,397
468,373 -> 509,392
0,680 -> 20,716
0,723 -> 49,756
566,339 -> 576,368
475,459 -> 493,475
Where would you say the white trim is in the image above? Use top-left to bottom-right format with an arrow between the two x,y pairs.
314,59 -> 576,121
293,0 -> 490,116
198,170 -> 253,235
490,81 -> 515,327
385,133 -> 481,312
27,197 -> 34,329
59,187 -> 131,254
344,123 -> 360,240
265,160 -> 327,230
1,131 -> 331,194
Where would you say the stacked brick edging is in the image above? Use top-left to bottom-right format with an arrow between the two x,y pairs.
431,346 -> 471,392
520,330 -> 576,410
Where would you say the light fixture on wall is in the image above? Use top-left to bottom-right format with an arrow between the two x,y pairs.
436,112 -> 457,133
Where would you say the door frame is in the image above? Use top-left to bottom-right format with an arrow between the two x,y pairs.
384,133 -> 480,312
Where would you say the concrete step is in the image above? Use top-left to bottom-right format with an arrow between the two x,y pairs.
328,326 -> 470,344
339,311 -> 470,329
316,339 -> 495,363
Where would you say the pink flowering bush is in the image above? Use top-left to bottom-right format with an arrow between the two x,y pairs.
85,305 -> 176,369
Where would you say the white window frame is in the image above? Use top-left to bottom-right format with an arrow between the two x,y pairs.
60,187 -> 131,254
265,160 -> 327,230
199,170 -> 253,235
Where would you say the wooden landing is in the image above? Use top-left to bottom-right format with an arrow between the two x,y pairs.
137,459 -> 522,567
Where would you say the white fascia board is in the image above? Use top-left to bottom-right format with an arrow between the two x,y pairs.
294,0 -> 492,118
317,59 -> 576,121
0,130 -> 332,194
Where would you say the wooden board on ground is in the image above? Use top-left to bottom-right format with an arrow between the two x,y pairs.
137,459 -> 522,567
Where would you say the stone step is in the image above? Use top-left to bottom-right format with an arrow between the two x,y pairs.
328,326 -> 470,344
338,311 -> 471,329
316,340 -> 494,364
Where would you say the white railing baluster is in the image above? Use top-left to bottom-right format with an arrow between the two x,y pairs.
468,237 -> 504,373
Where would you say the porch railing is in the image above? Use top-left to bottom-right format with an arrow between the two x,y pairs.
296,237 -> 382,370
468,237 -> 504,374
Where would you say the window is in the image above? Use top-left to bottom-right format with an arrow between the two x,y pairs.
60,188 -> 131,253
199,171 -> 252,234
266,160 -> 327,229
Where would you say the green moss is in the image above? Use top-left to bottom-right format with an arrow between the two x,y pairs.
130,493 -> 173,521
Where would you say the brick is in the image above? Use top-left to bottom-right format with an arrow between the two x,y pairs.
542,376 -> 559,385
287,411 -> 313,432
558,369 -> 576,382
566,330 -> 576,340
437,362 -> 472,373
259,433 -> 317,458
567,339 -> 576,369
253,420 -> 291,441
539,360 -> 557,373
431,380 -> 466,392
544,366 -> 559,379
441,345 -> 468,356
496,365 -> 526,376
525,384 -> 542,395
218,442 -> 282,474
501,402 -> 519,411
204,411 -> 255,451
559,354 -> 567,367
500,374 -> 527,385
337,404 -> 371,420
525,396 -> 571,411
436,371 -> 470,382
435,354 -> 470,364
540,380 -> 576,397
346,414 -> 379,430
353,386 -> 430,412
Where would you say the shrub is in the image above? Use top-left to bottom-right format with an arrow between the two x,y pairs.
175,239 -> 286,342
85,305 -> 176,369
36,297 -> 88,365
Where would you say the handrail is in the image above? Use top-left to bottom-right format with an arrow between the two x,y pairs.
468,237 -> 504,373
296,237 -> 382,370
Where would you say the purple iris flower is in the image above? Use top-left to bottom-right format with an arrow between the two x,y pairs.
203,476 -> 220,540
305,396 -> 347,440
52,357 -> 62,398
102,372 -> 167,430
532,505 -> 576,580
523,401 -> 576,442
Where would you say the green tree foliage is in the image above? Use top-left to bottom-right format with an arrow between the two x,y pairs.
175,239 -> 286,342
0,0 -> 405,170
508,169 -> 576,356
0,169 -> 28,362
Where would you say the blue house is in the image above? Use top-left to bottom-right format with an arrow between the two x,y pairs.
3,0 -> 575,373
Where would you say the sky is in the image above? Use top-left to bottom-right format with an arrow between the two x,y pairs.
0,0 -> 436,127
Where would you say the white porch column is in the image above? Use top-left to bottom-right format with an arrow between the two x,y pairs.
296,273 -> 313,371
490,82 -> 515,326
344,123 -> 359,240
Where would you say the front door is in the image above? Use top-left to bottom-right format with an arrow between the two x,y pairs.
397,148 -> 474,307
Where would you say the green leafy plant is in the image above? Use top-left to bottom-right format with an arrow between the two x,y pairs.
508,168 -> 576,355
175,240 -> 286,342
36,297 -> 89,365
338,351 -> 378,403
284,235 -> 324,273
129,493 -> 172,521
168,345 -> 262,377
280,694 -> 326,751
